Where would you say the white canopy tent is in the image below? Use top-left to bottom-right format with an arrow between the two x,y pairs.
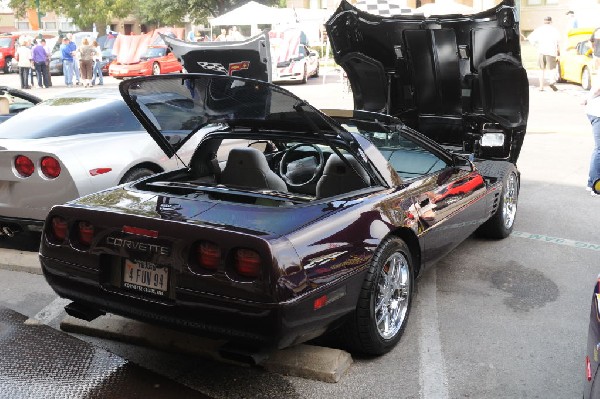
210,1 -> 296,37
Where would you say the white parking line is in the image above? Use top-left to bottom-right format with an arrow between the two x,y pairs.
24,297 -> 71,325
511,231 -> 600,251
419,268 -> 449,399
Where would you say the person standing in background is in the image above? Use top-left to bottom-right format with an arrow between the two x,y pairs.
187,30 -> 195,42
67,34 -> 81,85
78,38 -> 95,88
215,28 -> 227,41
43,38 -> 52,87
91,40 -> 103,86
15,40 -> 32,89
566,10 -> 578,30
27,39 -> 35,87
32,39 -> 50,88
528,16 -> 561,92
60,37 -> 76,87
584,79 -> 600,196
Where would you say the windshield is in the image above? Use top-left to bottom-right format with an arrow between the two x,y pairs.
143,47 -> 166,58
0,37 -> 12,48
121,74 -> 342,157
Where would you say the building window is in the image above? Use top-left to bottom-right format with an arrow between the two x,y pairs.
16,21 -> 29,30
60,21 -> 76,31
44,22 -> 56,30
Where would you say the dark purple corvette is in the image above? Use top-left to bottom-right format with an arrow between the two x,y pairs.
39,0 -> 528,358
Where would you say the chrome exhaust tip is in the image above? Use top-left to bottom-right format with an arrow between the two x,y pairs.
2,227 -> 14,237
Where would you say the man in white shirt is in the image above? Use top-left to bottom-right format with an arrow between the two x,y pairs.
528,16 -> 561,91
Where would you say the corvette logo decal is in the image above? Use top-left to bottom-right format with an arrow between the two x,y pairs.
228,61 -> 250,75
196,61 -> 251,76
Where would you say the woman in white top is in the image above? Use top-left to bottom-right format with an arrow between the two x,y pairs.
15,40 -> 32,89
91,40 -> 103,86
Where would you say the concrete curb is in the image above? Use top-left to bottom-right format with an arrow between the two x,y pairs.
263,344 -> 353,383
61,314 -> 353,383
0,249 -> 41,275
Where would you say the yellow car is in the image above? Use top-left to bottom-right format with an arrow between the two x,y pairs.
558,28 -> 595,90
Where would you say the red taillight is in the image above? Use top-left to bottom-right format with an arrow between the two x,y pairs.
587,356 -> 593,381
78,221 -> 94,246
197,241 -> 220,270
14,155 -> 34,177
314,294 -> 327,310
234,249 -> 261,278
40,156 -> 61,179
51,216 -> 68,241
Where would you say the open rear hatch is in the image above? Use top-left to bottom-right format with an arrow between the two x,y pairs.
326,0 -> 528,163
163,32 -> 272,82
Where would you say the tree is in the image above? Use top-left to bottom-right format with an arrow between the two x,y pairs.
138,0 -> 281,26
9,0 -> 135,31
137,0 -> 192,28
9,0 -> 281,32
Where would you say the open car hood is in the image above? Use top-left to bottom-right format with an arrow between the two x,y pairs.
0,86 -> 41,105
162,32 -> 272,82
326,0 -> 528,162
119,74 -> 352,159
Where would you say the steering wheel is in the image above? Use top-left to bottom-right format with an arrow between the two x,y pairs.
279,143 -> 325,187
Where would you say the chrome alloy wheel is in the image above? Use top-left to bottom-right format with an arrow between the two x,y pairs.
374,252 -> 411,340
503,172 -> 518,229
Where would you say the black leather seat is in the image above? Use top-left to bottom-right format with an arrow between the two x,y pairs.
221,147 -> 288,192
316,155 -> 369,199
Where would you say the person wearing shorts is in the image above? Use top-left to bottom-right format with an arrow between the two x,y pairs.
528,16 -> 561,91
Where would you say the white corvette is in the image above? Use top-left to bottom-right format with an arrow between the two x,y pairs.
0,89 -> 200,237
273,44 -> 320,84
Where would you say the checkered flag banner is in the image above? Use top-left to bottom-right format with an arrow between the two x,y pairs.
354,0 -> 411,16
196,62 -> 228,74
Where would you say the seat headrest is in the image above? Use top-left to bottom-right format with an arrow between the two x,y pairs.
323,154 -> 370,181
226,147 -> 270,169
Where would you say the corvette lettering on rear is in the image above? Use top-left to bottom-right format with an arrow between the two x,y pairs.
106,237 -> 170,255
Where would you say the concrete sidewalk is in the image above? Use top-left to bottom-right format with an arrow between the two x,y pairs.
0,249 -> 41,275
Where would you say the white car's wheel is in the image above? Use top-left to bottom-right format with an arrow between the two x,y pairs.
152,62 -> 161,76
582,67 -> 592,91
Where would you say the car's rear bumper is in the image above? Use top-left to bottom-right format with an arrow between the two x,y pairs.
0,216 -> 44,234
41,253 -> 362,351
109,68 -> 150,78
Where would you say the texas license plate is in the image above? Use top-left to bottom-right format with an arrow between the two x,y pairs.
122,259 -> 169,296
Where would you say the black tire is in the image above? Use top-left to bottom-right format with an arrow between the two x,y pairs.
314,63 -> 319,78
301,64 -> 307,84
582,67 -> 592,91
3,58 -> 11,74
476,163 -> 519,239
119,168 -> 155,184
341,237 -> 414,355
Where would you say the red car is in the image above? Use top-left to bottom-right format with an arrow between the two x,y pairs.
0,35 -> 19,74
109,45 -> 182,79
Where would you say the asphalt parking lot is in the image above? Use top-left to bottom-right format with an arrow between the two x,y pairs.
0,68 -> 598,398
